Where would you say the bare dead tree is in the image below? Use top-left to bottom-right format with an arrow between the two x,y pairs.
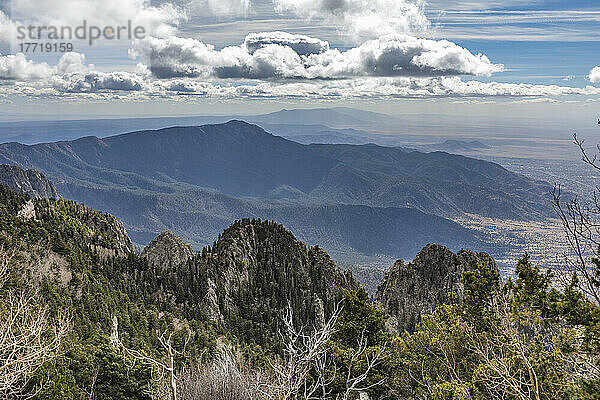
470,294 -> 543,400
574,133 -> 600,172
84,366 -> 100,400
262,301 -> 387,400
111,316 -> 191,400
178,350 -> 267,400
337,328 -> 387,400
0,248 -> 70,398
262,303 -> 342,400
551,133 -> 600,306
0,248 -> 9,288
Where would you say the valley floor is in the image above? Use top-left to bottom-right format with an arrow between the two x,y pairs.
452,214 -> 568,275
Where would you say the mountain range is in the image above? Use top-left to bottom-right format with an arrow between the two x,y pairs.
0,120 -> 554,265
2,161 -> 594,400
0,108 -> 399,145
1,107 -> 581,163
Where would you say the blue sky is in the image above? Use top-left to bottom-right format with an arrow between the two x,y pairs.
0,0 -> 598,124
426,1 -> 599,87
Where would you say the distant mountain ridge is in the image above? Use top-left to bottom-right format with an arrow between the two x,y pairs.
0,121 -> 552,218
0,121 -> 552,263
0,108 -> 394,145
419,139 -> 490,153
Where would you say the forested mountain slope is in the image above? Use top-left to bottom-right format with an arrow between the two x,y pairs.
0,183 -> 354,397
0,121 -> 551,219
3,176 -> 597,400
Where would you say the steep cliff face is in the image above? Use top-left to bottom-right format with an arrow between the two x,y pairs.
91,218 -> 360,349
141,231 -> 193,268
0,183 -> 134,294
165,219 -> 359,347
375,244 -> 497,333
0,164 -> 60,199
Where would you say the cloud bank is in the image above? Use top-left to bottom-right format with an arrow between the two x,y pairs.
0,51 -> 596,102
130,32 -> 503,79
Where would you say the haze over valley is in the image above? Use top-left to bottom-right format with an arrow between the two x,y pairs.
0,108 -> 579,283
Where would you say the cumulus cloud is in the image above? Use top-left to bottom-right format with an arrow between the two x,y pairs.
2,64 -> 597,102
129,36 -> 231,79
305,35 -> 503,77
0,51 -> 91,80
590,66 -> 600,83
0,53 -> 53,80
274,0 -> 430,40
130,32 -> 503,79
55,52 -> 92,74
1,50 -> 596,103
0,11 -> 16,45
154,77 -> 600,99
2,77 -> 598,102
52,71 -> 144,92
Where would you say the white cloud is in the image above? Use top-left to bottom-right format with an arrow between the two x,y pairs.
55,52 -> 92,74
590,66 -> 600,83
305,35 -> 504,78
0,51 -> 91,80
4,0 -> 186,38
0,11 -> 16,45
129,36 -> 233,78
1,51 -> 597,103
244,31 -> 329,56
4,72 -> 600,104
273,0 -> 430,40
52,71 -> 144,92
0,53 -> 53,80
130,32 -> 503,79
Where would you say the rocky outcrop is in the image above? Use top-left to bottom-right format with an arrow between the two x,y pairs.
0,164 -> 60,199
210,220 -> 357,318
187,219 -> 358,345
17,200 -> 36,220
125,219 -> 358,346
375,244 -> 497,333
141,231 -> 194,268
